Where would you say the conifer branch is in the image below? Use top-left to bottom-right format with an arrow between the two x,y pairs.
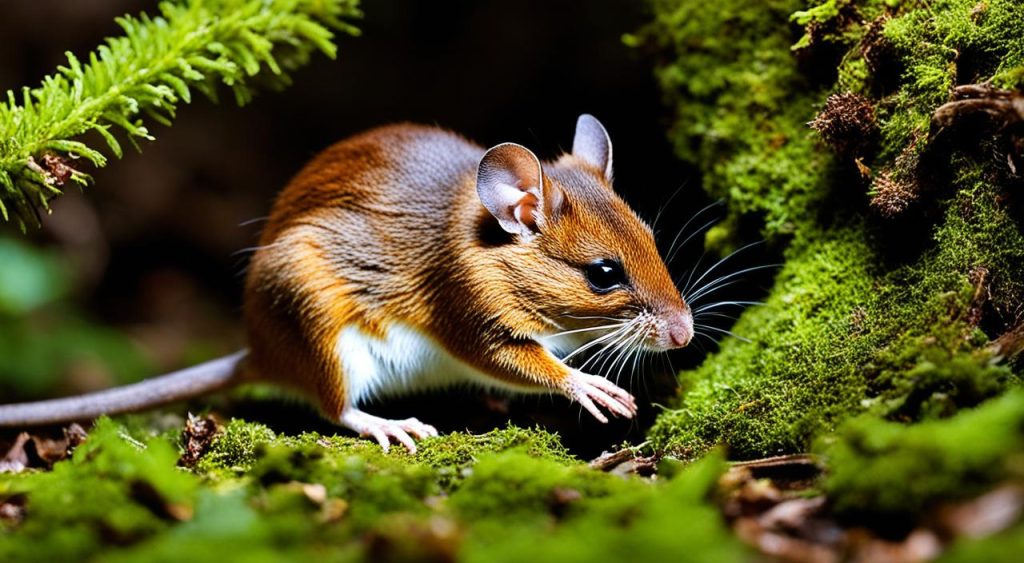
0,0 -> 361,229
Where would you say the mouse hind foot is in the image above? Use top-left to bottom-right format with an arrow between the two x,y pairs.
339,407 -> 439,453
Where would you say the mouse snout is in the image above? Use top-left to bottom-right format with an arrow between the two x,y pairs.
662,309 -> 693,349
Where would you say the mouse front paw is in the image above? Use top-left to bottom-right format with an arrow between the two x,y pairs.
339,407 -> 439,453
563,370 -> 638,423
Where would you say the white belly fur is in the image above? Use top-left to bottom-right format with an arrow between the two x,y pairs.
336,322 -> 545,406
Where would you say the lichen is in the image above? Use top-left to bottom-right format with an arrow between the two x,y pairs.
639,0 -> 1024,460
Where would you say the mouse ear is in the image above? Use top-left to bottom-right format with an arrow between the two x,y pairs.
477,143 -> 551,238
572,114 -> 613,181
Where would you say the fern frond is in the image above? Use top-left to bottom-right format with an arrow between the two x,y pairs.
0,0 -> 361,229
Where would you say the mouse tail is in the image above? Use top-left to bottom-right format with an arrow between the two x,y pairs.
0,350 -> 249,427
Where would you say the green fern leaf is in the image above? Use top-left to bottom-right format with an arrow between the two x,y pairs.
0,0 -> 362,227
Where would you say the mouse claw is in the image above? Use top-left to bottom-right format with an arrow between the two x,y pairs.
339,408 -> 438,454
564,371 -> 637,422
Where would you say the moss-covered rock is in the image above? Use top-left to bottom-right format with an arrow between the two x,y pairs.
638,0 -> 1024,459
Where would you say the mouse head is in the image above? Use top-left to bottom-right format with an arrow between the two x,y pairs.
476,114 -> 692,353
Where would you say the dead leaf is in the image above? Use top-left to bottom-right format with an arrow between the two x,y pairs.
0,495 -> 27,527
0,433 -> 31,474
0,424 -> 89,474
590,446 -> 658,476
589,448 -> 634,471
936,484 -> 1024,539
320,498 -> 349,524
734,517 -> 838,563
759,497 -> 828,532
550,487 -> 582,518
846,528 -> 942,563
179,413 -> 219,468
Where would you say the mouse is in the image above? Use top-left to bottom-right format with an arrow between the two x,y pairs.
0,114 -> 693,452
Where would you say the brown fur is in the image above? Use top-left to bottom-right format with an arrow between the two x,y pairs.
243,123 -> 687,420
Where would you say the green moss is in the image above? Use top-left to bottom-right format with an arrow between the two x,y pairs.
0,418 -> 198,561
454,452 -> 747,562
640,0 -> 1024,460
194,418 -> 277,476
1,417 -> 746,561
941,524 -> 1024,563
820,389 -> 1024,519
414,424 -> 575,490
650,177 -> 1022,459
649,225 -> 875,458
631,0 -> 828,238
449,452 -> 601,523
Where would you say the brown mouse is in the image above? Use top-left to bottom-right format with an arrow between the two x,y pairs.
0,115 -> 693,452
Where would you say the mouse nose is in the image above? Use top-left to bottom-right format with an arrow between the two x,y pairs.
667,310 -> 693,349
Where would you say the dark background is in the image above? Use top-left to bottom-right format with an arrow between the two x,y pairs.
0,0 -> 734,456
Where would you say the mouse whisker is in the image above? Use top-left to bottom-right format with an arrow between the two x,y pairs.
626,349 -> 640,391
686,279 -> 745,305
560,314 -> 630,323
649,181 -> 690,233
644,349 -> 666,398
693,311 -> 740,323
543,322 -> 628,340
561,322 -> 633,364
614,328 -> 647,387
562,328 -> 627,363
692,300 -> 764,314
601,325 -> 644,383
578,321 -> 637,374
629,344 -> 651,393
238,216 -> 269,227
231,241 -> 286,257
630,328 -> 651,373
577,327 -> 631,372
681,240 -> 764,299
667,218 -> 719,266
692,330 -> 720,348
596,329 -> 629,380
677,251 -> 707,295
685,263 -> 781,304
663,199 -> 722,261
695,323 -> 752,343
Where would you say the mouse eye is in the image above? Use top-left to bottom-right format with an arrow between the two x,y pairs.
585,259 -> 627,293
